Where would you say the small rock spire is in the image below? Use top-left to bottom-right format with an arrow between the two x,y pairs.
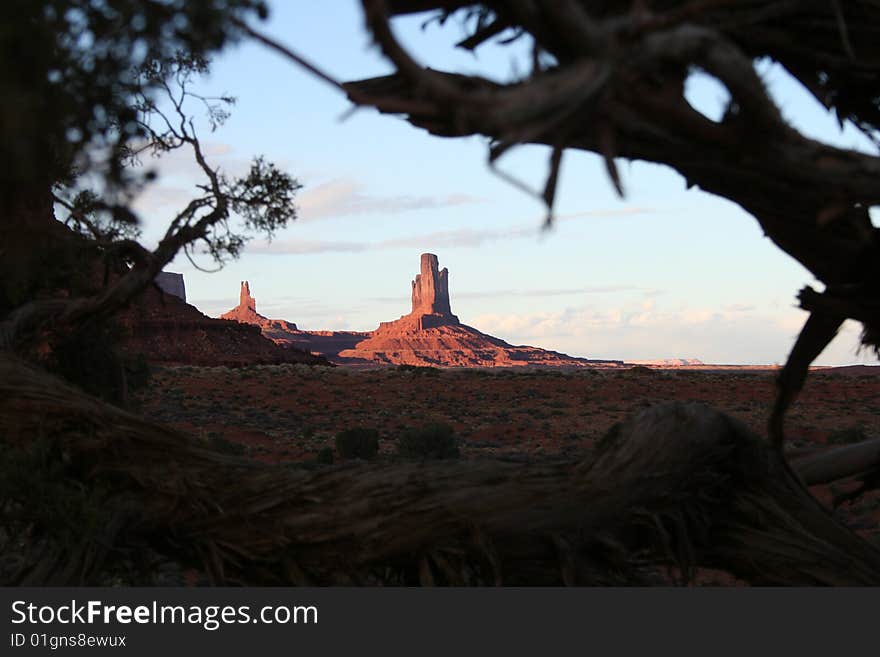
240,281 -> 256,313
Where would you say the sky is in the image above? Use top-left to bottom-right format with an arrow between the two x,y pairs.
135,1 -> 880,366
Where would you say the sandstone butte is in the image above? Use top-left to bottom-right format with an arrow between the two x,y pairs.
219,253 -> 623,368
220,281 -> 298,332
337,253 -> 623,368
220,253 -> 623,367
219,281 -> 368,357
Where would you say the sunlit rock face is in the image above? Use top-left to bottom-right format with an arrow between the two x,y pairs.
339,253 -> 622,368
239,280 -> 256,313
216,257 -> 622,369
220,281 -> 298,332
411,253 -> 456,319
374,253 -> 461,333
218,281 -> 367,360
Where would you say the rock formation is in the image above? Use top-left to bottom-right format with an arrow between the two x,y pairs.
216,257 -> 623,368
340,253 -> 622,368
269,329 -> 371,361
154,271 -> 186,302
239,280 -> 256,313
411,253 -> 455,318
0,216 -> 322,368
218,281 -> 367,360
340,321 -> 623,368
376,253 -> 460,332
220,281 -> 298,331
117,280 -> 325,367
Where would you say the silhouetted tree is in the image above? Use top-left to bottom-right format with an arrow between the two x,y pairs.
4,0 -> 880,585
0,1 -> 300,396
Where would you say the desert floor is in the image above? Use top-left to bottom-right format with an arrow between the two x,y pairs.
139,363 -> 880,545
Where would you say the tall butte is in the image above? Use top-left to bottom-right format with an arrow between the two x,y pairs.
399,253 -> 459,330
340,252 -> 621,367
412,253 -> 453,316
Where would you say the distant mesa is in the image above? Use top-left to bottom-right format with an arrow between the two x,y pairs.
118,275 -> 324,367
817,364 -> 880,376
219,281 -> 367,359
154,271 -> 186,302
26,222 -> 321,367
217,254 -> 626,368
627,359 -> 705,367
142,261 -> 705,370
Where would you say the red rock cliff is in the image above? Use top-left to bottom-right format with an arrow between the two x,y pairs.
117,282 -> 324,367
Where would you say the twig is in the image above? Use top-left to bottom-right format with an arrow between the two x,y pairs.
831,0 -> 857,60
232,18 -> 350,95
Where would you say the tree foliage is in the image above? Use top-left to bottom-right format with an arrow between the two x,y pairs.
0,1 -> 301,387
1,0 -> 267,198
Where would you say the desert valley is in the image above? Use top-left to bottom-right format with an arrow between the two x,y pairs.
8,0 -> 880,618
218,253 -> 625,367
137,252 -> 778,370
114,253 -> 880,570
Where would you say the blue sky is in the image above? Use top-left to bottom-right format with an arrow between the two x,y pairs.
135,1 -> 879,366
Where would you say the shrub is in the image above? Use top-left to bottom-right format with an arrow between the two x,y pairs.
208,435 -> 247,456
595,422 -> 622,454
827,426 -> 870,445
397,423 -> 460,460
396,364 -> 441,376
315,447 -> 334,465
335,428 -> 379,460
49,320 -> 142,408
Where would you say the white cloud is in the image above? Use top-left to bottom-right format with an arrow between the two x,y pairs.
250,207 -> 660,255
469,302 -> 876,365
248,225 -> 535,255
297,178 -> 482,220
131,140 -> 273,236
248,239 -> 369,255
